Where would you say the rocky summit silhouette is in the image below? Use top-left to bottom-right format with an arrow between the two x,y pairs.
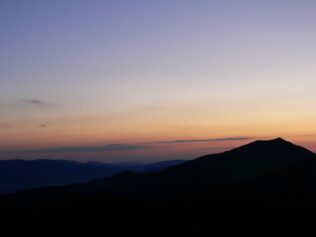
1,138 -> 316,235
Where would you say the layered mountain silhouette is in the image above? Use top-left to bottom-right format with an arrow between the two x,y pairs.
0,159 -> 186,194
0,159 -> 123,193
2,138 -> 316,235
83,138 -> 316,201
2,138 -> 316,202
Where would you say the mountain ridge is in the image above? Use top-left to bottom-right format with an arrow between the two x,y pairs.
2,137 -> 316,235
2,137 -> 315,201
0,158 -> 188,194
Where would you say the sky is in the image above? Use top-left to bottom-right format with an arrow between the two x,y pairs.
1,0 -> 316,163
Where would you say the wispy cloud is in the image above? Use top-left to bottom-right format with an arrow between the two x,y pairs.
36,144 -> 153,153
22,99 -> 54,107
152,137 -> 252,144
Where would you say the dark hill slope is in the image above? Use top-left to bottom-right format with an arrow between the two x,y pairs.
2,138 -> 316,235
84,138 -> 315,200
3,138 -> 315,203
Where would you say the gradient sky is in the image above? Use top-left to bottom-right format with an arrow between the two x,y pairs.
1,0 -> 316,163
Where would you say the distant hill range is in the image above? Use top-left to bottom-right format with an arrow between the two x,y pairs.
2,138 -> 316,235
0,159 -> 186,193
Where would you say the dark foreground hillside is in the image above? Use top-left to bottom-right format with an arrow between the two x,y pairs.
2,138 -> 316,235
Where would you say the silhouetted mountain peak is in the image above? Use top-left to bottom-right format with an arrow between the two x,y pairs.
272,137 -> 287,142
252,137 -> 289,144
262,137 -> 291,145
230,137 -> 310,155
263,137 -> 294,145
183,138 -> 316,186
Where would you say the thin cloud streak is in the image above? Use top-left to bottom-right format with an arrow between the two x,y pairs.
22,99 -> 54,107
151,137 -> 252,144
35,144 -> 153,153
